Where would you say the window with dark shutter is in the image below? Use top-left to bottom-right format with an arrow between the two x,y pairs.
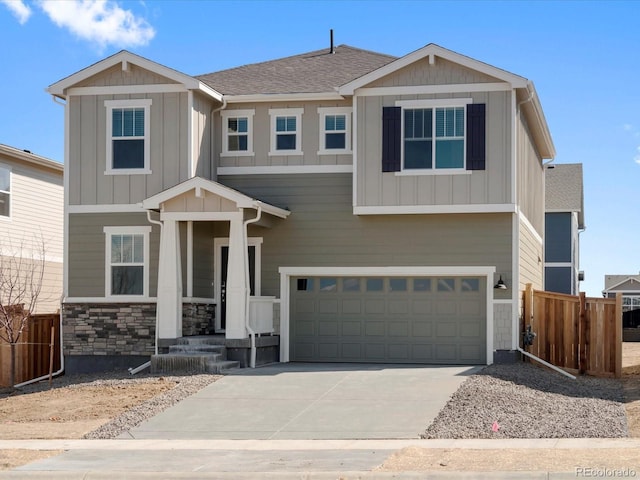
382,106 -> 401,172
466,103 -> 486,170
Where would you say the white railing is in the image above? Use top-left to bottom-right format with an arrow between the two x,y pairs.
248,296 -> 275,334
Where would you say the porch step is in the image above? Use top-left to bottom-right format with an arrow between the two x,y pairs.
151,336 -> 239,375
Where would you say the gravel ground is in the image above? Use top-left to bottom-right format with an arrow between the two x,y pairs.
424,362 -> 628,439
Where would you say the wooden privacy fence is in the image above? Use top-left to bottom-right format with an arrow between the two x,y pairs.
522,284 -> 622,378
0,312 -> 61,387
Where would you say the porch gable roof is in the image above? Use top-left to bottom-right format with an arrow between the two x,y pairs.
141,176 -> 290,218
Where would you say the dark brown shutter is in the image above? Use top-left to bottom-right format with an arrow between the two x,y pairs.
466,103 -> 486,170
382,106 -> 401,172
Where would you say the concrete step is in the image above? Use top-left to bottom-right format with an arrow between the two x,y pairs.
168,344 -> 225,354
176,335 -> 226,346
151,352 -> 236,374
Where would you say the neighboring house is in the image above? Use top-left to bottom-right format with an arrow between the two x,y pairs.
48,42 -> 555,373
0,144 -> 64,313
603,274 -> 640,339
544,163 -> 584,295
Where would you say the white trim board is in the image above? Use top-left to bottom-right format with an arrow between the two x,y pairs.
354,83 -> 511,97
354,204 -> 517,215
278,265 -> 496,365
218,165 -> 353,175
68,204 -> 146,213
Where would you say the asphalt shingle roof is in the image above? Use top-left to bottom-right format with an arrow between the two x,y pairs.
195,45 -> 396,96
545,163 -> 584,227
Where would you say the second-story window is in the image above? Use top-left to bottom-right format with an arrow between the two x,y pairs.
221,110 -> 254,156
105,99 -> 152,174
269,108 -> 303,156
0,165 -> 10,218
318,107 -> 352,155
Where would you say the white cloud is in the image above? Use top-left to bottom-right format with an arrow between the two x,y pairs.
38,0 -> 155,48
1,0 -> 32,24
635,146 -> 640,165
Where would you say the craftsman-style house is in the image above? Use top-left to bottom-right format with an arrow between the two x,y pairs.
48,42 -> 554,373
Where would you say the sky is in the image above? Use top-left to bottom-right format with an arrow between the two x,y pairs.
0,0 -> 638,297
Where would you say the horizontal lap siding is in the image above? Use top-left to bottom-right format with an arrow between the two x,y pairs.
68,213 -> 160,297
516,111 -> 545,233
221,174 -> 512,298
519,218 -> 543,292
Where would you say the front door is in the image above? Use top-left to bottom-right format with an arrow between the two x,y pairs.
215,237 -> 262,332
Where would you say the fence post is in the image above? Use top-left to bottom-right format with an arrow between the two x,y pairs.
615,293 -> 622,378
579,292 -> 587,375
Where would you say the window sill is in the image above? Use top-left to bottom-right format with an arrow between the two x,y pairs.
395,169 -> 471,176
268,150 -> 303,157
104,295 -> 152,302
220,152 -> 255,157
105,169 -> 153,176
317,150 -> 352,156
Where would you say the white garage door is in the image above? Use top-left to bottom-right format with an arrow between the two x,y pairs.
290,276 -> 486,364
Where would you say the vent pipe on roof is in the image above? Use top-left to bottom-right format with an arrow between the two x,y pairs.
330,29 -> 335,54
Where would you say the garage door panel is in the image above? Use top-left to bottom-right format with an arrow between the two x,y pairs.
317,343 -> 339,359
291,276 -> 486,364
365,321 -> 385,336
365,299 -> 385,314
342,321 -> 362,336
388,344 -> 409,360
319,299 -> 339,314
342,343 -> 362,358
436,323 -> 457,338
318,321 -> 339,336
365,343 -> 385,359
342,299 -> 362,314
388,321 -> 409,337
389,300 -> 409,315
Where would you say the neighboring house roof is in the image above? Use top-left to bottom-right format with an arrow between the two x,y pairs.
196,45 -> 396,96
603,275 -> 640,292
0,144 -> 63,173
545,163 -> 584,228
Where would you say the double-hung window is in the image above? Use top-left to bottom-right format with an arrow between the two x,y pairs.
0,165 -> 10,218
104,226 -> 151,298
269,108 -> 303,156
221,109 -> 254,156
318,107 -> 352,155
105,99 -> 152,174
382,99 -> 485,173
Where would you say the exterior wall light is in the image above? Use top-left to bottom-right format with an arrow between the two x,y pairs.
494,275 -> 507,290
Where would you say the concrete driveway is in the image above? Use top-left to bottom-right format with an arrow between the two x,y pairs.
123,363 -> 481,440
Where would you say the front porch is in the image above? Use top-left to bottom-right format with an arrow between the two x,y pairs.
142,176 -> 290,367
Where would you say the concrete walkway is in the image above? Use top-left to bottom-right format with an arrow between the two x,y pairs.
2,438 -> 640,479
122,363 -> 480,440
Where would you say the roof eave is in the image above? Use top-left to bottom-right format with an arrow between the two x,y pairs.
520,82 -> 556,159
225,91 -> 345,103
0,144 -> 63,172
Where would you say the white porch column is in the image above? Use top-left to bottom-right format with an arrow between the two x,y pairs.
225,214 -> 248,339
156,219 -> 183,339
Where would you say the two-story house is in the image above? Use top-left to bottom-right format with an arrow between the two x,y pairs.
544,163 -> 585,295
0,144 -> 63,314
48,42 -> 554,374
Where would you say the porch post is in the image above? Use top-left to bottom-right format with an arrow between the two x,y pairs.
157,219 -> 183,340
225,213 -> 248,339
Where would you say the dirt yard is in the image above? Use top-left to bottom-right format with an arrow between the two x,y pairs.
1,343 -> 640,472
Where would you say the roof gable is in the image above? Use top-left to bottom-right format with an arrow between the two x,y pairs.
141,177 -> 289,218
604,275 -> 640,292
48,50 -> 222,101
0,144 -> 62,173
338,43 -> 528,95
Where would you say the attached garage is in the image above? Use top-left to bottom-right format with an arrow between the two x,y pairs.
287,273 -> 488,365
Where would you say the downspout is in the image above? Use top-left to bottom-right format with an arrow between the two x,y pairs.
243,205 -> 262,368
517,347 -> 576,380
14,297 -> 66,388
128,210 -> 163,375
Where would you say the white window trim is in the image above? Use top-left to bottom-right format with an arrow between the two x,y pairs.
220,109 -> 255,157
395,98 -> 472,175
0,163 -> 11,221
104,99 -> 152,175
269,108 -> 303,156
317,107 -> 352,155
103,226 -> 152,300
